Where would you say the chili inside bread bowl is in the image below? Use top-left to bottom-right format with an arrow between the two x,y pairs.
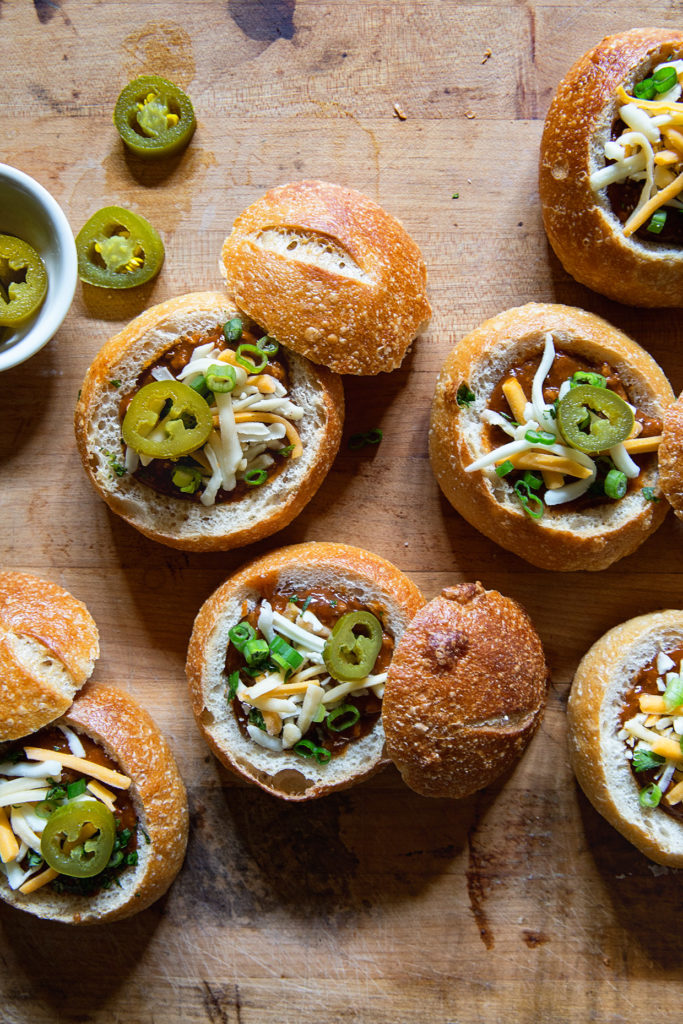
540,28 -> 683,306
429,303 -> 675,571
568,610 -> 683,867
221,180 -> 432,375
75,291 -> 344,551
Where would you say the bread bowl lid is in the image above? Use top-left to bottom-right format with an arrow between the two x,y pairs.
659,392 -> 683,520
0,572 -> 100,743
220,179 -> 431,376
382,581 -> 549,798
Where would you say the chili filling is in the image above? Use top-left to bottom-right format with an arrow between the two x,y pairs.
226,588 -> 394,761
0,727 -> 139,897
116,319 -> 302,505
619,645 -> 683,823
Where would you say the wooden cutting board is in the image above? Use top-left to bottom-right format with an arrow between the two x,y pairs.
2,2 -> 682,1022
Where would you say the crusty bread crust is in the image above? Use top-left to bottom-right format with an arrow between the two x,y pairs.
659,392 -> 683,519
539,28 -> 683,306
383,582 -> 548,799
221,180 -> 431,375
74,292 -> 344,551
429,303 -> 673,571
0,683 -> 189,923
0,573 -> 99,742
568,611 -> 683,867
186,542 -> 424,801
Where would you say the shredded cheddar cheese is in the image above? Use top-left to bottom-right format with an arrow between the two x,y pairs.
23,748 -> 132,790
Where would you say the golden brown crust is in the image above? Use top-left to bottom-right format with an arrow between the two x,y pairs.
0,572 -> 99,742
539,28 -> 683,306
567,611 -> 683,867
383,582 -> 548,799
659,392 -> 683,518
74,291 -> 345,551
187,542 -> 425,800
63,684 -> 189,920
429,303 -> 673,571
221,180 -> 431,375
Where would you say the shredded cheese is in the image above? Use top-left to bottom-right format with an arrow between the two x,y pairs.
87,779 -> 118,811
0,807 -> 19,864
19,866 -> 59,895
23,748 -> 132,790
623,170 -> 683,235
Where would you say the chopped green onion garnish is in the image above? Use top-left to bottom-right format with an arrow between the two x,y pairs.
256,335 -> 279,356
172,465 -> 203,494
269,634 -> 304,676
243,637 -> 270,666
313,704 -> 327,723
349,429 -> 383,450
46,784 -> 66,801
571,371 -> 606,389
125,850 -> 139,866
639,783 -> 661,808
67,778 -> 87,799
632,750 -> 665,772
188,374 -> 210,399
634,78 -> 656,100
522,471 -> 543,491
294,739 -> 331,764
34,800 -> 58,819
109,379 -> 122,388
642,486 -> 660,502
647,210 -> 667,234
664,674 -> 683,710
278,443 -> 295,457
456,383 -> 476,408
248,708 -> 266,731
206,363 -> 236,394
653,66 -> 677,93
495,459 -> 514,477
301,596 -> 312,613
236,344 -> 268,373
604,468 -> 627,500
326,704 -> 361,732
244,467 -> 268,486
229,622 -> 256,650
227,670 -> 240,700
524,429 -> 555,445
223,317 -> 243,344
514,480 -> 544,520
26,850 -> 44,868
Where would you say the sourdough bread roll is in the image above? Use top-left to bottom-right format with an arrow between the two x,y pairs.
539,28 -> 683,306
0,683 -> 189,922
383,582 -> 548,799
429,303 -> 674,571
659,392 -> 683,519
74,292 -> 344,551
187,542 -> 424,801
221,180 -> 431,375
568,611 -> 683,867
0,572 -> 99,743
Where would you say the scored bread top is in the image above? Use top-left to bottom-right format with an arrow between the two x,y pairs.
221,180 -> 431,375
0,572 -> 99,742
539,28 -> 683,306
383,582 -> 548,799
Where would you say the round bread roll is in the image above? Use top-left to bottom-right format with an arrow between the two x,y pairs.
74,291 -> 344,551
659,392 -> 683,519
0,683 -> 189,922
0,572 -> 99,743
429,303 -> 674,571
383,582 -> 548,799
539,28 -> 683,306
220,180 -> 432,375
568,611 -> 683,867
186,542 -> 424,801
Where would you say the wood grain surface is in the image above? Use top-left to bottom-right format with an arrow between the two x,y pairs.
2,2 -> 682,1022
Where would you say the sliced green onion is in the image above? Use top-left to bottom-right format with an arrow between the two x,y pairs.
634,78 -> 656,100
514,480 -> 544,520
293,739 -> 331,764
125,850 -> 139,866
206,363 -> 236,394
223,317 -> 243,344
301,596 -> 312,613
236,344 -> 268,373
313,704 -> 327,724
364,428 -> 383,445
67,778 -> 87,799
34,800 -> 58,819
326,704 -> 361,732
456,383 -> 476,408
227,670 -> 240,701
229,622 -> 256,650
188,374 -> 210,398
664,674 -> 683,710
495,459 -> 514,477
632,750 -> 665,772
278,443 -> 295,457
256,335 -> 279,356
571,371 -> 606,389
639,783 -> 661,808
642,486 -> 660,502
604,469 -> 627,500
647,210 -> 667,235
45,784 -> 66,801
522,471 -> 543,491
269,634 -> 304,676
653,66 -> 677,93
524,429 -> 555,445
248,708 -> 266,731
313,746 -> 331,764
108,850 -> 124,870
244,467 -> 268,486
244,638 -> 270,666
348,429 -> 383,450
172,465 -> 203,494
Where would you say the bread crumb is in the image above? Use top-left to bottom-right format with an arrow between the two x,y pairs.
393,102 -> 407,120
481,48 -> 492,64
465,111 -> 476,119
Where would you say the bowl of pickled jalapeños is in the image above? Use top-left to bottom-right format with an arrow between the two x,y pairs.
75,206 -> 164,289
114,75 -> 196,159
0,163 -> 77,371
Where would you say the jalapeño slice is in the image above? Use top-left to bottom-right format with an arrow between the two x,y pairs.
41,798 -> 116,878
323,611 -> 383,681
0,235 -> 47,326
114,75 -> 196,159
122,380 -> 212,459
556,384 -> 634,454
76,206 -> 164,289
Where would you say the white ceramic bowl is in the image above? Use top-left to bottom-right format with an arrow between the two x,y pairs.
0,164 -> 77,371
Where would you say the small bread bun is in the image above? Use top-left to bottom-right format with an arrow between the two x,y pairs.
568,611 -> 683,867
539,28 -> 683,306
186,542 -> 424,801
0,572 -> 99,743
429,303 -> 674,571
659,392 -> 683,518
0,683 -> 189,922
75,291 -> 344,551
383,582 -> 548,799
220,180 -> 431,375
